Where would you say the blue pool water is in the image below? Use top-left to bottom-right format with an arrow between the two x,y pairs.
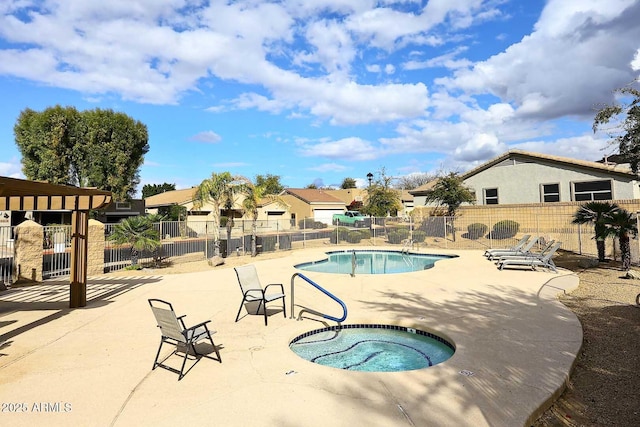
290,325 -> 455,372
294,250 -> 455,274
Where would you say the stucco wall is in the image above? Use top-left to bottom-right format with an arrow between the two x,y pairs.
14,220 -> 43,282
463,160 -> 638,204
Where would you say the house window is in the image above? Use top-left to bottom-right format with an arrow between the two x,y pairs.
484,188 -> 498,205
115,202 -> 131,210
541,183 -> 560,202
573,180 -> 613,201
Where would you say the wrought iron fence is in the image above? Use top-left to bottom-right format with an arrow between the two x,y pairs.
0,209 -> 632,280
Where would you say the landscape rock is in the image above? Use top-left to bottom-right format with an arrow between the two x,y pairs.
577,257 -> 600,269
207,256 -> 225,267
623,269 -> 640,279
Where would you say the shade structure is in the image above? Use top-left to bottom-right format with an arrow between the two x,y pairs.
0,176 -> 113,308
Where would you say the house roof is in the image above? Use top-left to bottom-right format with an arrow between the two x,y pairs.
144,188 -> 197,208
282,188 -> 345,204
409,149 -> 638,196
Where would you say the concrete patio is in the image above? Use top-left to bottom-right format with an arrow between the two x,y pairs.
0,247 -> 581,426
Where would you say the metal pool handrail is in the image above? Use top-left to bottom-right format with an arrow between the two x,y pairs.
290,272 -> 347,323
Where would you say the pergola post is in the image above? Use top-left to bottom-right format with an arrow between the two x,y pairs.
70,210 -> 89,308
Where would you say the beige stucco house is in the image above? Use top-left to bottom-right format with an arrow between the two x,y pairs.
411,149 -> 640,206
279,189 -> 346,225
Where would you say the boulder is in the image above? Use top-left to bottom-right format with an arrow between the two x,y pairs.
577,257 -> 600,269
623,269 -> 640,280
207,256 -> 225,267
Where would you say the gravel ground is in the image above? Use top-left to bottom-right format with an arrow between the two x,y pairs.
533,253 -> 640,427
111,250 -> 640,426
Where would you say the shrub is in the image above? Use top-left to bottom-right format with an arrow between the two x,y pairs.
346,231 -> 362,243
313,221 -> 327,229
412,230 -> 426,243
467,223 -> 488,240
387,228 -> 409,244
329,227 -> 350,243
491,220 -> 520,239
358,229 -> 372,239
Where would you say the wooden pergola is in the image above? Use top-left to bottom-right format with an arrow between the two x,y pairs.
0,176 -> 112,308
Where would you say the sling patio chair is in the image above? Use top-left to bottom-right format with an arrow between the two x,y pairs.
497,242 -> 562,273
484,234 -> 531,258
148,299 -> 221,380
234,264 -> 286,325
486,236 -> 539,260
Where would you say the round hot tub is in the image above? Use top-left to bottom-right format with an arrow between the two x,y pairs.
290,324 -> 455,372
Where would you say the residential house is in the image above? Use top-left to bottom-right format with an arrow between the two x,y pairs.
280,189 -> 346,225
324,188 -> 414,218
410,149 -> 640,207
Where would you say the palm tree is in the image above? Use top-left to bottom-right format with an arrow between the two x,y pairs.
109,216 -> 161,266
604,208 -> 638,270
571,201 -> 619,262
242,182 -> 287,257
194,172 -> 249,257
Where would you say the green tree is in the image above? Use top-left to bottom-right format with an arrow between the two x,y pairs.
593,82 -> 640,172
255,174 -> 284,195
142,183 -> 176,198
422,172 -> 475,216
341,177 -> 357,189
572,201 -> 619,262
14,105 -> 149,200
194,172 -> 249,257
361,169 -> 402,217
108,216 -> 161,267
305,183 -> 318,189
604,208 -> 638,270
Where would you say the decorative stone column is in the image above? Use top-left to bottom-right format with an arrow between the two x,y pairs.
14,220 -> 43,283
87,219 -> 105,276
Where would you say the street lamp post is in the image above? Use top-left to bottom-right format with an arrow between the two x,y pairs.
366,172 -> 373,233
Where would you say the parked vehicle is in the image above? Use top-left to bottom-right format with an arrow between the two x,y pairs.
332,211 -> 369,227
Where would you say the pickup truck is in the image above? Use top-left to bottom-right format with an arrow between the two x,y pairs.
332,211 -> 369,227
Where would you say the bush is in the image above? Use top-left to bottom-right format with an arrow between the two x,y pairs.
491,220 -> 520,239
467,223 -> 488,240
329,227 -> 350,243
298,219 -> 327,229
387,228 -> 409,244
358,229 -> 372,239
313,221 -> 327,229
412,230 -> 426,243
346,231 -> 362,243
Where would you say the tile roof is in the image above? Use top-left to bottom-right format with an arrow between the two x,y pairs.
144,187 -> 197,207
282,188 -> 346,204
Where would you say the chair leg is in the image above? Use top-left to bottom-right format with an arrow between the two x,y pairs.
261,299 -> 268,325
282,297 -> 286,319
178,344 -> 190,380
235,298 -> 246,322
152,339 -> 166,370
207,330 -> 222,362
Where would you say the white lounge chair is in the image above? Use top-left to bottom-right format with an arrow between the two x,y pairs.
486,236 -> 539,260
497,242 -> 562,272
484,234 -> 531,258
494,240 -> 556,263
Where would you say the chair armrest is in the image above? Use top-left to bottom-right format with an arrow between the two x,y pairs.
264,283 -> 285,294
177,314 -> 188,329
187,320 -> 211,330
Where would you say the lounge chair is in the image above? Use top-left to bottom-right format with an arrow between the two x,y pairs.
494,239 -> 556,263
148,299 -> 221,380
484,234 -> 531,258
234,264 -> 286,325
486,236 -> 539,260
497,242 -> 562,272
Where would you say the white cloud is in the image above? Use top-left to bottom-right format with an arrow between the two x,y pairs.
308,163 -> 348,172
438,0 -> 640,120
298,137 -> 380,161
190,131 -> 222,144
0,159 -> 23,178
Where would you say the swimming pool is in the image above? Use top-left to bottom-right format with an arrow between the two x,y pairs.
290,324 -> 455,372
294,250 -> 455,274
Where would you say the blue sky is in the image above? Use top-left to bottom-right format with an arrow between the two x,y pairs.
1,0 -> 640,194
